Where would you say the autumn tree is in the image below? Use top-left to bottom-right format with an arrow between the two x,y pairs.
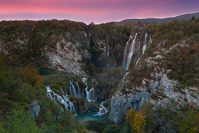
21,64 -> 43,86
126,109 -> 146,133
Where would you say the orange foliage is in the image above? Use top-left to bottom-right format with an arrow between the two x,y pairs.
21,64 -> 43,86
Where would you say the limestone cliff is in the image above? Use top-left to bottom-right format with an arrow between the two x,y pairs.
109,40 -> 199,124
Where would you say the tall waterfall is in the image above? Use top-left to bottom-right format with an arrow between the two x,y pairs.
125,33 -> 137,71
136,33 -> 148,66
122,35 -> 132,69
142,33 -> 148,55
46,86 -> 76,113
81,78 -> 95,102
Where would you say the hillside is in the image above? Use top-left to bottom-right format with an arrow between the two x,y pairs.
116,12 -> 199,24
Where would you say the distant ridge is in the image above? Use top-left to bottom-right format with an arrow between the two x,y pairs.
115,12 -> 199,24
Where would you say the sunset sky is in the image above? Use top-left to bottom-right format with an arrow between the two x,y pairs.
0,0 -> 199,24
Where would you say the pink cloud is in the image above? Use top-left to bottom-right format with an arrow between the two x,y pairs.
0,0 -> 198,24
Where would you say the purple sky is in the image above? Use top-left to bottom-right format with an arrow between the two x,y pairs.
0,0 -> 198,24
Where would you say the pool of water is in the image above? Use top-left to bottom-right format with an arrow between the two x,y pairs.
75,112 -> 105,123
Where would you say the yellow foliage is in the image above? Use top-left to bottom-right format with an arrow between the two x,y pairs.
21,64 -> 43,86
126,109 -> 146,133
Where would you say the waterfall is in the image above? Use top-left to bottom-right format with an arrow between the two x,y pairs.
125,33 -> 137,70
122,35 -> 132,69
94,101 -> 108,117
142,33 -> 148,55
81,78 -> 95,102
69,81 -> 82,98
45,86 -> 76,113
87,87 -> 95,102
148,34 -> 152,44
136,33 -> 148,66
75,82 -> 82,98
69,81 -> 77,97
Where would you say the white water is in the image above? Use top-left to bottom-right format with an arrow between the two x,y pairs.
68,81 -> 82,98
136,33 -> 148,66
81,78 -> 95,102
69,81 -> 78,97
122,35 -> 132,69
46,86 -> 76,113
149,34 -> 152,44
142,33 -> 148,55
94,101 -> 108,117
125,33 -> 137,70
75,82 -> 82,98
87,87 -> 95,102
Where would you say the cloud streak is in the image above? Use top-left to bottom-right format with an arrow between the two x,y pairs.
0,0 -> 198,24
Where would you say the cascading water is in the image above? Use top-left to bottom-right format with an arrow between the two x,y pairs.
45,86 -> 76,113
122,35 -> 132,69
68,80 -> 82,98
148,34 -> 152,44
95,101 -> 108,117
136,33 -> 148,66
75,82 -> 82,98
69,81 -> 78,97
125,33 -> 137,71
81,78 -> 95,102
87,87 -> 95,102
142,33 -> 148,55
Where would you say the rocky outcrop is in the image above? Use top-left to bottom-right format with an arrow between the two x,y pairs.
110,71 -> 199,124
46,38 -> 88,77
0,31 -> 91,77
75,98 -> 98,114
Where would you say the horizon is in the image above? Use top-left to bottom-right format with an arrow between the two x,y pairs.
0,0 -> 199,24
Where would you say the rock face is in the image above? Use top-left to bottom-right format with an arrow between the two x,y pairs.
0,31 -> 91,77
29,100 -> 40,120
109,41 -> 199,124
46,38 -> 88,77
110,70 -> 199,124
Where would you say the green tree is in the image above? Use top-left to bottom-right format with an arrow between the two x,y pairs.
178,111 -> 199,132
5,109 -> 43,133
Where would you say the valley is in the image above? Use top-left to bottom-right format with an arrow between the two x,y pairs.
0,17 -> 199,132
